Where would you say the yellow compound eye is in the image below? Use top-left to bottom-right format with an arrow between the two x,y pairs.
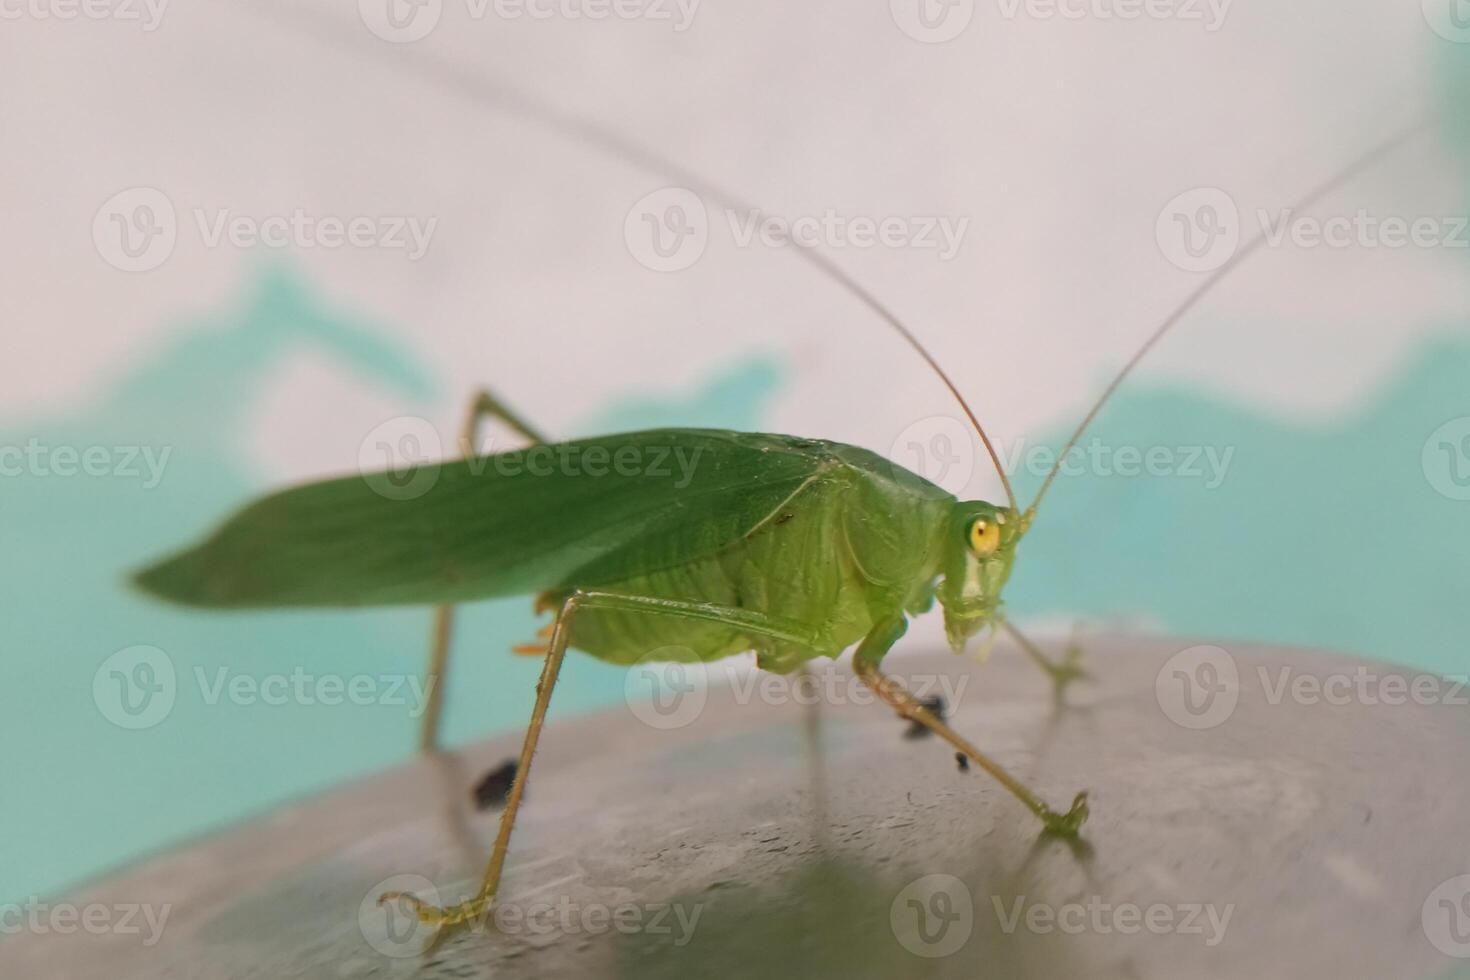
969,518 -> 1001,556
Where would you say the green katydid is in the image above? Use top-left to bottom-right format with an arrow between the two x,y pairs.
132,117 -> 1427,937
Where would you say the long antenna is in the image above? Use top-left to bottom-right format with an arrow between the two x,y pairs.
1025,120 -> 1435,523
234,1 -> 1020,512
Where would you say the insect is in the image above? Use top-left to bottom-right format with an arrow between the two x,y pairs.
130,89 -> 1428,942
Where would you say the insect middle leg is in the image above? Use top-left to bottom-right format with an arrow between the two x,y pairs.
854,617 -> 1089,837
999,618 -> 1089,703
419,389 -> 551,754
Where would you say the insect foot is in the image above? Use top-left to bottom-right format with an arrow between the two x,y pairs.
1038,791 -> 1091,837
1045,645 -> 1091,702
377,890 -> 492,944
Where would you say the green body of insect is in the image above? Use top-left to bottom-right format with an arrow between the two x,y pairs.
135,428 -> 1023,674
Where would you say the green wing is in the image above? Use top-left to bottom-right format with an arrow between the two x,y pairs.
133,429 -> 832,608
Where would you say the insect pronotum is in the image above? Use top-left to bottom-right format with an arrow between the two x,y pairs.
131,70 -> 1430,940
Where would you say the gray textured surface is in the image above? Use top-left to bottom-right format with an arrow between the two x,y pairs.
12,635 -> 1470,979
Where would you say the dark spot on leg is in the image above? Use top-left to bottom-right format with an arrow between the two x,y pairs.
903,695 -> 945,739
473,759 -> 518,811
955,753 -> 970,773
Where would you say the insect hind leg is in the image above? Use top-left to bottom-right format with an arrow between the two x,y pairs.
419,389 -> 551,754
383,590 -> 828,949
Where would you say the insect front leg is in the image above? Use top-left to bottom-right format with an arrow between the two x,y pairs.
999,618 -> 1090,704
419,389 -> 551,754
852,617 -> 1090,838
